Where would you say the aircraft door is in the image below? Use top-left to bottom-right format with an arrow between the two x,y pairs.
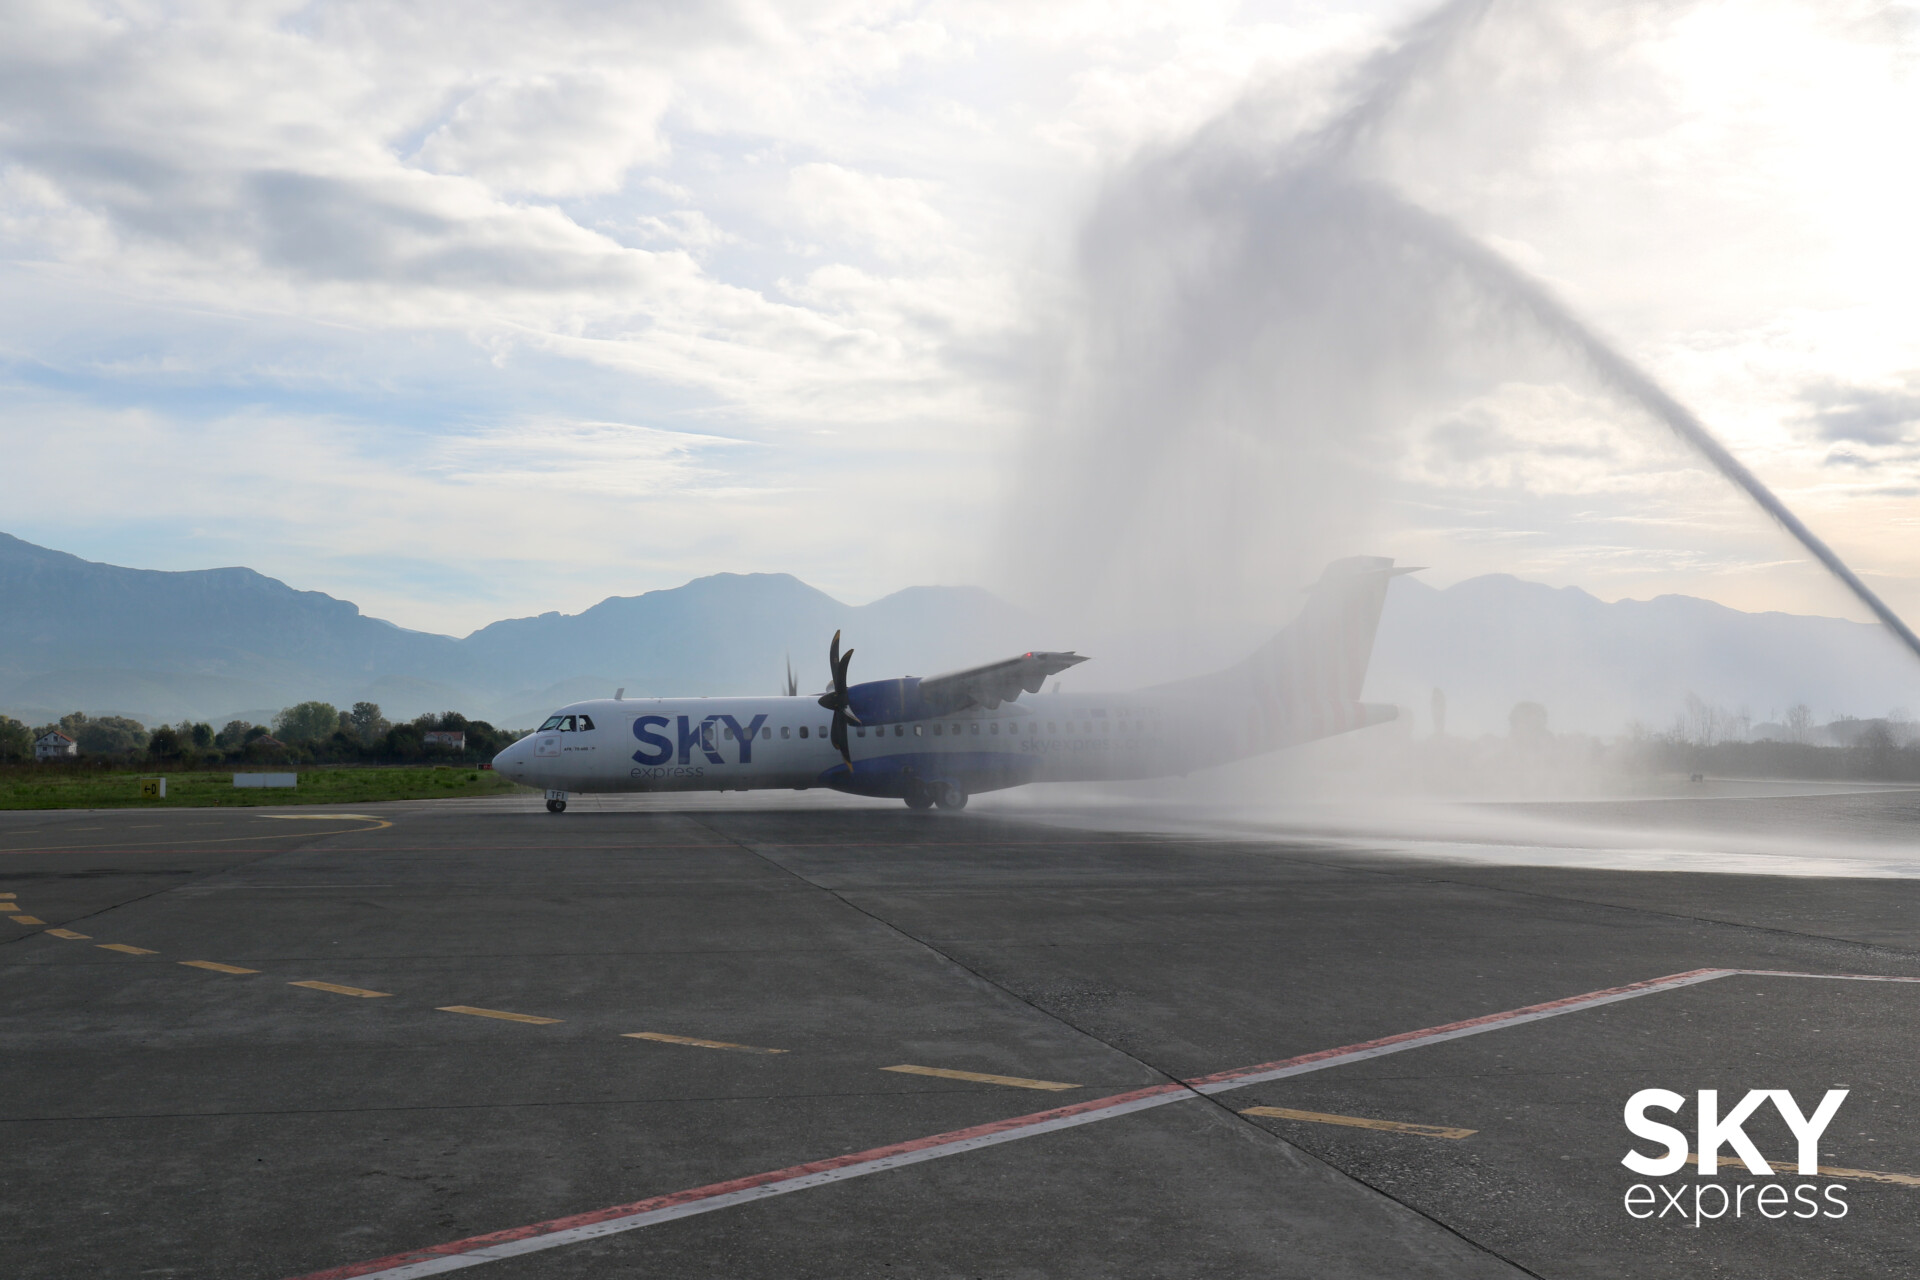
535,733 -> 561,758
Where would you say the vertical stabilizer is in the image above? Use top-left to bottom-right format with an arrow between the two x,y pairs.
1238,556 -> 1402,753
1148,556 -> 1404,765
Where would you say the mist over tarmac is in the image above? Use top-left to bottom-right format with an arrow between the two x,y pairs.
984,775 -> 1920,880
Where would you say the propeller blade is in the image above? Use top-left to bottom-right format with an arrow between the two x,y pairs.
822,629 -> 857,768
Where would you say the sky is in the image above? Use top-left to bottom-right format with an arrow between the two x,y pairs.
4,0 -> 1920,638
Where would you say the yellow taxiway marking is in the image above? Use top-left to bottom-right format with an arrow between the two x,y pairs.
1240,1106 -> 1476,1139
290,980 -> 392,998
1684,1155 -> 1920,1186
180,960 -> 260,975
260,815 -> 394,829
0,891 -> 16,897
97,943 -> 158,955
438,1005 -> 561,1025
10,915 -> 45,925
623,1032 -> 787,1054
882,1064 -> 1080,1091
45,928 -> 90,939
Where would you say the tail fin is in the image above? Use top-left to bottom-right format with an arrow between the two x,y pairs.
1152,556 -> 1406,763
1262,554 -> 1398,692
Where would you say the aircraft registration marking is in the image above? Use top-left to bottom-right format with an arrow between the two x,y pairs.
97,943 -> 157,955
1240,1105 -> 1475,1139
290,980 -> 393,998
180,960 -> 261,975
438,1005 -> 561,1025
45,928 -> 89,939
623,1032 -> 786,1054
881,1064 -> 1080,1091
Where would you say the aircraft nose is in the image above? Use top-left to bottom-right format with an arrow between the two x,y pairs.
493,741 -> 529,779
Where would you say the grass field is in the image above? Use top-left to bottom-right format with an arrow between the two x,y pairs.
0,767 -> 533,810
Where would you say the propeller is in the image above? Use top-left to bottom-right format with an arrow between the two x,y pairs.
817,629 -> 859,768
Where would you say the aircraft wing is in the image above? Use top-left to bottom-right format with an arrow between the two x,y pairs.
918,651 -> 1087,712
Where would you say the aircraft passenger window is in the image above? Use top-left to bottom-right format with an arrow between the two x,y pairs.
970,723 -> 979,735
1028,722 -> 1036,734
990,722 -> 999,735
577,715 -> 595,731
781,725 -> 790,739
892,724 -> 903,737
761,727 -> 770,739
798,726 -> 808,738
1047,722 -> 1056,733
857,727 -> 866,737
819,726 -> 828,737
913,725 -> 923,736
724,726 -> 735,740
539,715 -> 565,731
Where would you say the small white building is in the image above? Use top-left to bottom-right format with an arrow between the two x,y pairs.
34,730 -> 77,761
423,731 -> 466,751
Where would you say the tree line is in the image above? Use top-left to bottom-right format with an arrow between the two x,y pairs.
0,703 -> 526,767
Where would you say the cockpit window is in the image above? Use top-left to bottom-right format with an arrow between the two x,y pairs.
539,715 -> 566,731
538,714 -> 580,732
576,714 -> 594,731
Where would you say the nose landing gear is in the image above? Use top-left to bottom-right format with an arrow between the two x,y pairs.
544,790 -> 568,814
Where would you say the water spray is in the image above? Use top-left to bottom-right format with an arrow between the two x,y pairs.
1315,0 -> 1920,666
1358,179 -> 1920,666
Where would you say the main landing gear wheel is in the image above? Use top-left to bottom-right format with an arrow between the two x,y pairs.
904,787 -> 934,811
546,798 -> 567,813
934,782 -> 968,811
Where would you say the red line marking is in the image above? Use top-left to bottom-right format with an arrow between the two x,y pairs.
287,1085 -> 1184,1279
283,967 -> 1735,1280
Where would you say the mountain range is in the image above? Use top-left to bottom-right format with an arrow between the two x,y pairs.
5,531 -> 1919,737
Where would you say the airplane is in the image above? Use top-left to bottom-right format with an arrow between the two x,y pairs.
491,556 -> 1408,812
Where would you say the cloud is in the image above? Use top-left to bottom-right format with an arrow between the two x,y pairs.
1803,378 -> 1920,446
786,162 -> 950,262
413,72 -> 675,198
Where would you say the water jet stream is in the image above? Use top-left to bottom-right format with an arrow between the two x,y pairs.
1361,178 -> 1920,666
1306,0 -> 1920,665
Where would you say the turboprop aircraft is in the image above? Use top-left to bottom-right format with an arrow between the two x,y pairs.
492,556 -> 1407,812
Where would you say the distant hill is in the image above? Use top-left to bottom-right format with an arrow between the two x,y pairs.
1366,574 -> 1920,737
0,532 -> 468,723
0,533 -> 1040,727
5,531 -> 1920,737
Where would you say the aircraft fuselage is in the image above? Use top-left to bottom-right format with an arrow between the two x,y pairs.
493,692 -> 1186,802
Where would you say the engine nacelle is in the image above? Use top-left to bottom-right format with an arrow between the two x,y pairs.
843,676 -> 971,725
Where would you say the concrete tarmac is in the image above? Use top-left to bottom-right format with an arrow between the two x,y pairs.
3,792 -> 1918,1278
